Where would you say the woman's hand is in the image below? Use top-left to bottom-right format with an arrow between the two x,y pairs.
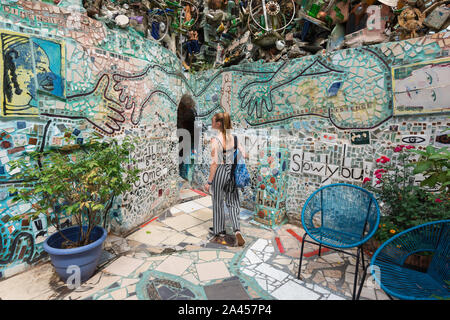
204,183 -> 210,193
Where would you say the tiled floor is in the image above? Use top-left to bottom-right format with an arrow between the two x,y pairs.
0,190 -> 390,300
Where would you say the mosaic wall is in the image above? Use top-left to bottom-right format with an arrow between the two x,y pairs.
192,31 -> 450,225
0,0 -> 190,279
0,0 -> 449,280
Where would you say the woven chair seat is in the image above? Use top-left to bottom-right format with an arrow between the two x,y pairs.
308,227 -> 363,248
370,220 -> 450,300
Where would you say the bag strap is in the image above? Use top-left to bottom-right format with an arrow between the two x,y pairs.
230,135 -> 237,177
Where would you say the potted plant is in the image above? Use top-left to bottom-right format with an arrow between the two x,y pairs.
8,133 -> 139,283
362,144 -> 449,271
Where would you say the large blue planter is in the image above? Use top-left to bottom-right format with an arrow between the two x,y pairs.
43,225 -> 107,283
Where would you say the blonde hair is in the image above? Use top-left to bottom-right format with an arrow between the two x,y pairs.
213,112 -> 232,145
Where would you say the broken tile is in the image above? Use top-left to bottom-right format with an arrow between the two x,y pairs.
103,256 -> 144,277
271,280 -> 321,300
196,261 -> 231,282
155,256 -> 193,276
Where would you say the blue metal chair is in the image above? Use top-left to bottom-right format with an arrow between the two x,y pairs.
357,220 -> 450,300
297,183 -> 380,300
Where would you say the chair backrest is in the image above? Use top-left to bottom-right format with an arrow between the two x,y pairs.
371,220 -> 450,291
427,221 -> 449,284
301,183 -> 380,247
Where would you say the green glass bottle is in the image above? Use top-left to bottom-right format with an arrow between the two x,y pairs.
307,3 -> 321,18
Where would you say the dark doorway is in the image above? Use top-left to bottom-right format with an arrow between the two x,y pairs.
177,93 -> 196,181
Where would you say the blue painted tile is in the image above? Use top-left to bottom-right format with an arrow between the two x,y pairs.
17,121 -> 26,129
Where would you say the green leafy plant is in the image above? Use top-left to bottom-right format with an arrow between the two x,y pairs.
409,144 -> 450,192
363,145 -> 449,243
8,133 -> 140,249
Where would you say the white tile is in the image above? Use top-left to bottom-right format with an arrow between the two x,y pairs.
327,294 -> 347,300
254,263 -> 289,282
273,257 -> 293,265
103,256 -> 144,277
183,236 -> 204,245
186,225 -> 210,238
174,200 -> 205,213
126,225 -> 176,246
180,189 -> 199,199
121,278 -> 139,287
218,251 -> 235,259
155,256 -> 192,276
255,278 -> 268,291
199,251 -> 217,261
0,263 -> 54,300
194,196 -> 212,207
110,288 -> 128,300
265,246 -> 275,253
245,249 -> 263,265
170,207 -> 181,214
242,269 -> 255,277
133,261 -> 152,276
190,208 -> 213,221
182,273 -> 200,285
196,261 -> 231,282
313,284 -> 332,295
161,233 -> 188,246
271,280 -> 321,300
162,214 -> 204,231
263,253 -> 273,261
250,239 -> 269,252
3,263 -> 27,278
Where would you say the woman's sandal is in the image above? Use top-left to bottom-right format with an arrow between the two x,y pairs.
210,235 -> 227,245
235,232 -> 245,247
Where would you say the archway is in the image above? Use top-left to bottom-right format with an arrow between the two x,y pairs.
177,93 -> 197,181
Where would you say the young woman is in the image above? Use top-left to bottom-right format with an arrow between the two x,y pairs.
204,112 -> 247,246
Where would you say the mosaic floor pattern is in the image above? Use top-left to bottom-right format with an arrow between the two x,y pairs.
0,191 -> 390,300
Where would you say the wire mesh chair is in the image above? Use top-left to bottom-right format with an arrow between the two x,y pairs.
357,220 -> 450,300
297,183 -> 380,300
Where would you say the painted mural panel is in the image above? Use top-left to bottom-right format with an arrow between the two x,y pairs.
0,31 -> 38,117
0,30 -> 65,117
32,37 -> 65,99
392,57 -> 450,115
